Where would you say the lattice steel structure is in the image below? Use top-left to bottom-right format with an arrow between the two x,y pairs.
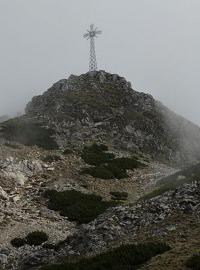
83,24 -> 102,71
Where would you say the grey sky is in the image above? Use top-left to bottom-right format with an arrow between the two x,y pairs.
0,0 -> 200,125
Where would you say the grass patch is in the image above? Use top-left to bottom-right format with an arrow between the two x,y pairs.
186,254 -> 200,270
143,163 -> 200,200
81,144 -> 114,166
41,242 -> 171,270
142,184 -> 178,200
0,117 -> 58,150
44,190 -> 116,224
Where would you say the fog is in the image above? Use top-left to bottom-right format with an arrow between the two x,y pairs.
0,0 -> 200,124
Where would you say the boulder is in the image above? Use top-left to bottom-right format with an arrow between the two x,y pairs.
0,186 -> 8,200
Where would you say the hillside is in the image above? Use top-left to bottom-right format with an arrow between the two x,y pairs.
0,71 -> 199,269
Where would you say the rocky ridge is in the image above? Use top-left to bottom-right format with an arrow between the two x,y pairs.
1,70 -> 200,164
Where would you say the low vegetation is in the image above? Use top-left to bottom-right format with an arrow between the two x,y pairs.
81,164 -> 128,179
143,184 -> 177,200
81,144 -> 144,179
26,231 -> 48,246
0,118 -> 58,150
44,190 -> 116,224
109,157 -> 143,170
11,231 -> 48,248
11,237 -> 26,248
41,242 -> 171,270
186,254 -> 200,270
157,163 -> 200,186
81,144 -> 114,166
143,163 -> 200,200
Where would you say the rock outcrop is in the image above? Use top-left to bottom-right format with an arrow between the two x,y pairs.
0,157 -> 49,186
1,71 -> 200,164
16,180 -> 200,269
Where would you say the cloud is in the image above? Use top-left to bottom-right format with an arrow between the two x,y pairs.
0,0 -> 199,125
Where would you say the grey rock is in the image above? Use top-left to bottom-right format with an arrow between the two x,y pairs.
0,186 -> 9,200
0,158 -> 49,186
0,253 -> 8,265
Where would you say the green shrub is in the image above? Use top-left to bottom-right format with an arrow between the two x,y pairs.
82,164 -> 128,179
41,242 -> 171,270
80,144 -> 145,180
186,254 -> 200,270
106,163 -> 128,179
84,143 -> 108,152
44,190 -> 116,224
109,157 -> 143,170
26,231 -> 48,246
81,151 -> 114,166
81,166 -> 115,179
11,237 -> 26,248
110,191 -> 128,201
81,144 -> 114,166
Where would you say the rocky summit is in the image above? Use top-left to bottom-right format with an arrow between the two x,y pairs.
0,71 -> 199,270
1,70 -> 200,164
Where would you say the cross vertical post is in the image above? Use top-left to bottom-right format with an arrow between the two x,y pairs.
83,24 -> 102,71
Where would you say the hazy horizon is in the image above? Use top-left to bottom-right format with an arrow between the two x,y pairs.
0,0 -> 200,125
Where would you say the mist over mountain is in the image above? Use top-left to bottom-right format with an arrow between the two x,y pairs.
0,115 -> 9,123
1,1 -> 200,126
1,1 -> 200,269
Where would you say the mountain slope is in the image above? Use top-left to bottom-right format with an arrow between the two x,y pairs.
0,71 -> 199,269
1,70 -> 200,164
